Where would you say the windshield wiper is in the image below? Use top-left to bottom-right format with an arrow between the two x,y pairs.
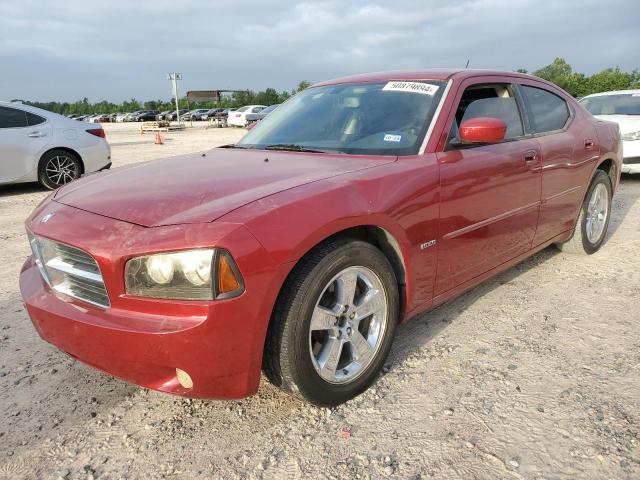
219,143 -> 251,149
264,144 -> 334,153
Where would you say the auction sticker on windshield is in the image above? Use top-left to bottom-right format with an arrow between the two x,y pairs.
382,81 -> 439,95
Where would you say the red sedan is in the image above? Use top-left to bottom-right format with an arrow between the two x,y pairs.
20,70 -> 622,406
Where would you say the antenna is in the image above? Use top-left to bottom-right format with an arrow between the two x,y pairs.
465,59 -> 470,69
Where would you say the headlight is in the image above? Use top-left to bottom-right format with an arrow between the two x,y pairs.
622,131 -> 640,141
125,249 -> 243,300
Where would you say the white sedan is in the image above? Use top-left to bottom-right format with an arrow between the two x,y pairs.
227,105 -> 266,127
0,101 -> 111,189
580,90 -> 640,174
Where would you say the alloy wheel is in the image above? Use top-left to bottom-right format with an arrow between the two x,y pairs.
585,183 -> 609,244
308,266 -> 388,384
45,155 -> 79,187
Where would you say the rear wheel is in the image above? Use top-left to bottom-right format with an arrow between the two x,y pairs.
557,170 -> 612,254
264,239 -> 398,406
38,150 -> 82,190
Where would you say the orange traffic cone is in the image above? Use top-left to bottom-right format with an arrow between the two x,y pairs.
155,132 -> 163,145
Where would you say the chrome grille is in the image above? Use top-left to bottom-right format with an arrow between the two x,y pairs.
28,232 -> 110,308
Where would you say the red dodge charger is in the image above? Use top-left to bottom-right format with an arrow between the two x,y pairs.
20,70 -> 622,406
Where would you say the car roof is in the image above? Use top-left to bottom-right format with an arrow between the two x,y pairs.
312,69 -> 547,87
582,89 -> 640,98
0,100 -> 51,116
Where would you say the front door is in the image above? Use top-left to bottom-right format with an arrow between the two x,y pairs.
434,79 -> 542,296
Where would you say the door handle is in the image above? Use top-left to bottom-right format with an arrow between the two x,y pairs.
524,150 -> 540,163
584,139 -> 595,150
28,131 -> 46,138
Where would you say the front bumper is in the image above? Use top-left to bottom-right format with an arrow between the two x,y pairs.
622,140 -> 640,174
19,202 -> 283,399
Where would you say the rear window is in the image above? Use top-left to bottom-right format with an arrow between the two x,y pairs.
521,85 -> 570,133
0,106 -> 28,128
26,112 -> 46,126
236,107 -> 249,113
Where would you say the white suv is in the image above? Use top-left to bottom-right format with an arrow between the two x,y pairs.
0,102 -> 111,189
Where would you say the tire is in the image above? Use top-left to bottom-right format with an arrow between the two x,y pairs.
557,169 -> 612,255
264,238 -> 399,407
38,149 -> 82,190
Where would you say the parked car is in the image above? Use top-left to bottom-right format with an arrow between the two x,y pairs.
122,111 -> 142,122
165,109 -> 189,121
246,104 -> 279,125
133,110 -> 160,122
0,101 -> 111,189
180,109 -> 210,121
19,70 -> 621,406
90,114 -> 110,123
227,105 -> 266,127
580,90 -> 640,174
201,108 -> 226,120
156,110 -> 172,121
115,113 -> 129,122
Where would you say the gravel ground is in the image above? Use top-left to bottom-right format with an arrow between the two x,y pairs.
0,123 -> 638,479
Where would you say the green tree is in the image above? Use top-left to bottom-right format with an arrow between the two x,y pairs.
296,80 -> 311,92
585,67 -> 640,94
533,57 -> 581,95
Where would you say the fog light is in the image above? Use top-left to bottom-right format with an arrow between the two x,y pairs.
175,368 -> 193,389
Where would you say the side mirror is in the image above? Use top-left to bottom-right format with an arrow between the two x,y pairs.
458,117 -> 507,144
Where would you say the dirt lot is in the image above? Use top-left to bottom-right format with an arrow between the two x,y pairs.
1,123 -> 639,480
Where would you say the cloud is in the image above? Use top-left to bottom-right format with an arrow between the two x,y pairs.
0,0 -> 637,101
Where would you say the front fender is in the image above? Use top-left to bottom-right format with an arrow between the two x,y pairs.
222,157 -> 441,319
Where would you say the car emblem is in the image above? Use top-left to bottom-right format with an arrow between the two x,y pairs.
41,212 -> 55,223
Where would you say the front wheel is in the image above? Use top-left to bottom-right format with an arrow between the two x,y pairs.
264,239 -> 398,406
557,169 -> 612,254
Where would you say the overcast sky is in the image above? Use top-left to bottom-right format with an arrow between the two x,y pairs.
0,0 -> 638,102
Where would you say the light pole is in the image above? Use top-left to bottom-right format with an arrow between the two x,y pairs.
167,72 -> 182,124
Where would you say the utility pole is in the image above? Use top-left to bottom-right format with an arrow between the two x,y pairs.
167,72 -> 182,123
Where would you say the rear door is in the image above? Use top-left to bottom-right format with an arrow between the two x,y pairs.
517,82 -> 596,244
0,106 -> 51,182
434,78 -> 543,295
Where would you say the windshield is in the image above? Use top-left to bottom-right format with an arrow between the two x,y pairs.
580,93 -> 640,115
237,81 -> 445,155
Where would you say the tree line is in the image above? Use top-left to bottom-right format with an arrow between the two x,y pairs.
16,81 -> 312,116
14,60 -> 640,115
517,57 -> 640,97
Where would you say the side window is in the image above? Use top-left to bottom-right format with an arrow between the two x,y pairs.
521,85 -> 570,133
448,83 -> 524,145
26,112 -> 46,126
461,98 -> 524,139
0,106 -> 28,128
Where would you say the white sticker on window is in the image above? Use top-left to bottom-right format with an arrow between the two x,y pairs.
383,133 -> 402,142
382,81 -> 439,96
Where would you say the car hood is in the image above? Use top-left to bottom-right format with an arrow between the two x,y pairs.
594,114 -> 640,134
54,148 -> 395,227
